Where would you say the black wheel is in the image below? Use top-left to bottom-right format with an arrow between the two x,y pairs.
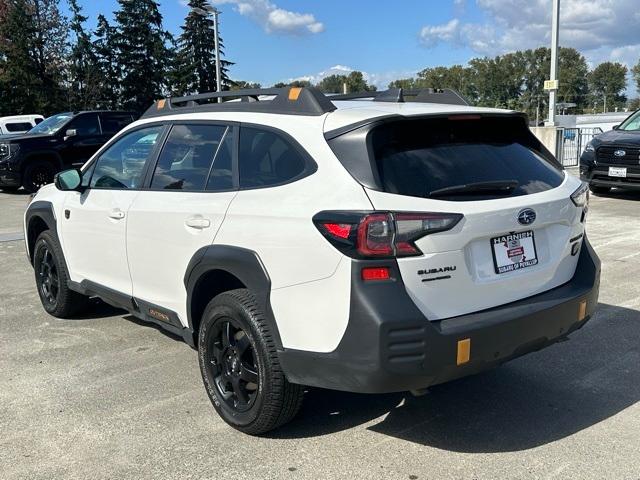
198,289 -> 304,435
33,231 -> 88,318
589,184 -> 610,195
23,160 -> 56,193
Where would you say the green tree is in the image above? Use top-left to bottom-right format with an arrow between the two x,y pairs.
231,80 -> 261,90
588,62 -> 628,112
93,14 -> 120,109
0,0 -> 69,115
632,60 -> 640,95
113,0 -> 173,112
316,71 -> 375,93
273,80 -> 311,88
68,0 -> 99,110
173,0 -> 232,96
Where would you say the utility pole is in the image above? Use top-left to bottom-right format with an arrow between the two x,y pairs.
212,6 -> 222,98
546,0 -> 560,126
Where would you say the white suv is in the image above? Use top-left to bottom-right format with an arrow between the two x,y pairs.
24,87 -> 601,434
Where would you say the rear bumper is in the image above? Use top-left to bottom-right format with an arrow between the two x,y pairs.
279,237 -> 600,394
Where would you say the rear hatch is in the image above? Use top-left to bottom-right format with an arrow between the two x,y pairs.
327,114 -> 588,320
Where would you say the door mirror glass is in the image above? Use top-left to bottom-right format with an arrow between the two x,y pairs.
65,128 -> 77,138
54,169 -> 82,191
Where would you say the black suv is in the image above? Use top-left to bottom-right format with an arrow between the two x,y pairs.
580,109 -> 640,194
0,111 -> 136,192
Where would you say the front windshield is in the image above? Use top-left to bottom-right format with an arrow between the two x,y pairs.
619,111 -> 640,131
28,112 -> 73,135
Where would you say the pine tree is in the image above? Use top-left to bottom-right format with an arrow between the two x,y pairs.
113,0 -> 173,112
93,14 -> 120,109
174,0 -> 233,95
68,0 -> 99,110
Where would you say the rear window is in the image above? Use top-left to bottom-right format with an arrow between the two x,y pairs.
331,116 -> 564,201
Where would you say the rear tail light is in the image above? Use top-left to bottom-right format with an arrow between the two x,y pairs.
314,211 -> 463,259
361,267 -> 391,281
571,182 -> 589,207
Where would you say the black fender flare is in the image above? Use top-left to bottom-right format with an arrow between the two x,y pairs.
183,245 -> 282,348
22,151 -> 64,172
24,200 -> 59,264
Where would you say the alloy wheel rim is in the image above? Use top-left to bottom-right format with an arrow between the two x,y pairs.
38,246 -> 59,305
207,319 -> 259,412
33,167 -> 52,188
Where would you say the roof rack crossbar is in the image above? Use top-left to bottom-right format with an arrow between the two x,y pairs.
142,87 -> 337,118
330,88 -> 469,106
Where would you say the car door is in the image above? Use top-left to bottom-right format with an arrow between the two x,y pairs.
126,123 -> 237,324
59,124 -> 166,296
59,113 -> 104,168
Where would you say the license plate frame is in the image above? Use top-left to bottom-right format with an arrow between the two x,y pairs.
491,230 -> 539,274
608,166 -> 627,178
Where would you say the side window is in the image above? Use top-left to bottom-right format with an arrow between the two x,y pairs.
239,127 -> 309,189
100,114 -> 134,135
5,122 -> 33,132
205,129 -> 234,191
90,126 -> 163,189
150,124 -> 227,191
67,113 -> 100,136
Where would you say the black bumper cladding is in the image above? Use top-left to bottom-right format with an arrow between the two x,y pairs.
279,237 -> 601,394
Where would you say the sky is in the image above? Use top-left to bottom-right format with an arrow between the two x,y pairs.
69,0 -> 640,93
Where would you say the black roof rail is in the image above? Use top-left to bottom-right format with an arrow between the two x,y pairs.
330,88 -> 469,106
142,87 -> 337,119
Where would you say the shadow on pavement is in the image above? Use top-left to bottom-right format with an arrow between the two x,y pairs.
273,303 -> 640,452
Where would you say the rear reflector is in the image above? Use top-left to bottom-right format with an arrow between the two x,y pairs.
578,300 -> 587,321
457,338 -> 471,365
361,267 -> 391,281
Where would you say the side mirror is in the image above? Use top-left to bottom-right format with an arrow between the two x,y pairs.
612,125 -> 619,130
64,128 -> 77,139
54,168 -> 83,191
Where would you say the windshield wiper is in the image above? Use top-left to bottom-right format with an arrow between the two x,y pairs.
428,180 -> 519,198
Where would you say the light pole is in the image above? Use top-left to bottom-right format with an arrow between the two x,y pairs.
212,7 -> 222,96
546,0 -> 560,126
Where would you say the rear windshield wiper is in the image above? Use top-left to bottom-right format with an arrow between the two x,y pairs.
428,180 -> 519,198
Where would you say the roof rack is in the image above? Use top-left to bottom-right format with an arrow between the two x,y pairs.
142,87 -> 337,119
329,88 -> 470,106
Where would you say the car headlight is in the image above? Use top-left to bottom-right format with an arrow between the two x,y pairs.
0,143 -> 19,161
0,143 -> 9,158
584,141 -> 595,153
571,182 -> 589,207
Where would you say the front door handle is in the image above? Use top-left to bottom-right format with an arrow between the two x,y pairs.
108,208 -> 125,220
185,216 -> 211,229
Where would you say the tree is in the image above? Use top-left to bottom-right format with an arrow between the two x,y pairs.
231,80 -> 261,90
273,80 -> 311,88
588,62 -> 628,112
68,0 -> 99,110
0,0 -> 69,115
113,0 -> 173,112
632,60 -> 640,95
93,14 -> 120,109
173,0 -> 233,96
316,71 -> 375,93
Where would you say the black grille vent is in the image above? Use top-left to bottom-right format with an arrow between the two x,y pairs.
596,145 -> 640,166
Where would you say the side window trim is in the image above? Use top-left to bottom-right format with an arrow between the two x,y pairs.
143,121 -> 239,193
86,123 -> 170,190
203,126 -> 230,188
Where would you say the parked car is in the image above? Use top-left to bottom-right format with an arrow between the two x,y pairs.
580,109 -> 640,193
24,87 -> 600,435
0,114 -> 44,135
0,110 -> 136,192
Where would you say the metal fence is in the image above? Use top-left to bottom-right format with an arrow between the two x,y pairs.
556,127 -> 603,167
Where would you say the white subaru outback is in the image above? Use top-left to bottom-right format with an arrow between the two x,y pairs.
24,87 -> 600,435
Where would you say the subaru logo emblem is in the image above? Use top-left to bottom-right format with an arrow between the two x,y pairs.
517,208 -> 536,226
614,149 -> 626,157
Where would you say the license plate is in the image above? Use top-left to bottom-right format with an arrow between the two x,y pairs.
491,231 -> 538,274
608,166 -> 627,178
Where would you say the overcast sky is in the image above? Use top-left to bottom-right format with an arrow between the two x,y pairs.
71,0 -> 640,93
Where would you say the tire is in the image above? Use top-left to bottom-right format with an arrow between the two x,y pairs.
33,230 -> 89,318
23,160 -> 56,193
198,289 -> 304,435
589,184 -> 610,195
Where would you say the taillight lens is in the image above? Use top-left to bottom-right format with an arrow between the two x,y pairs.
571,182 -> 589,207
314,211 -> 463,259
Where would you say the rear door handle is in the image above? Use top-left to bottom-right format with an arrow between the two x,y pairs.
185,216 -> 211,229
108,209 -> 125,220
